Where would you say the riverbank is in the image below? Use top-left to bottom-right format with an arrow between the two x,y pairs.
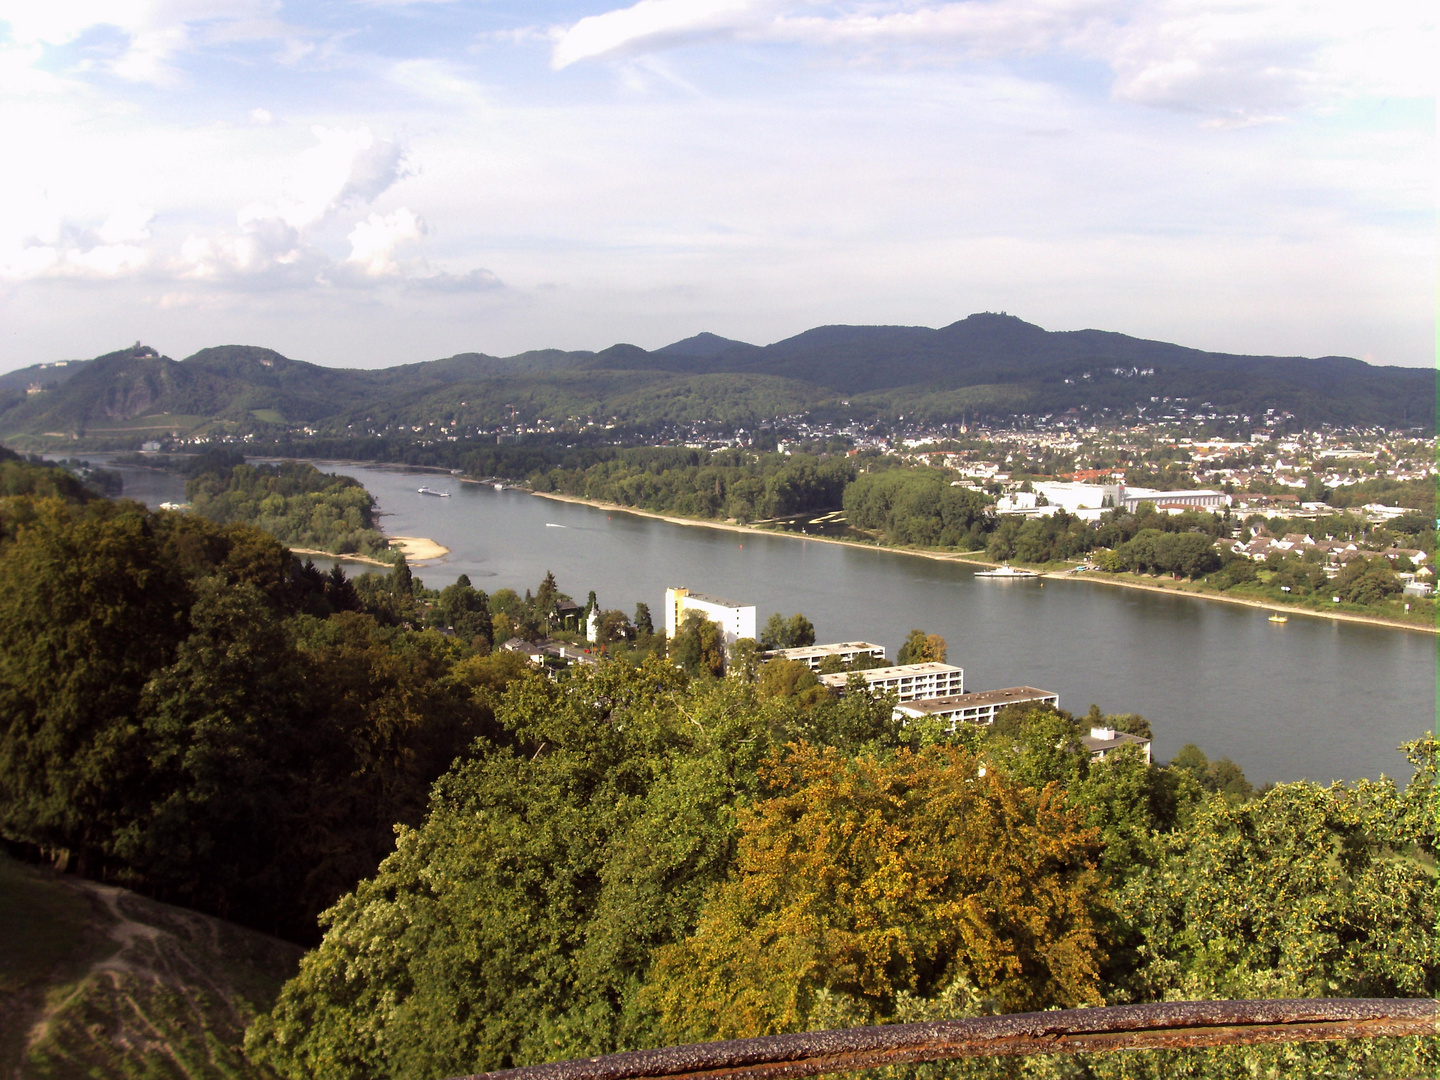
530,490 -> 1437,636
1039,569 -> 1436,635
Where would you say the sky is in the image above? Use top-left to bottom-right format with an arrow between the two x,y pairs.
0,0 -> 1433,374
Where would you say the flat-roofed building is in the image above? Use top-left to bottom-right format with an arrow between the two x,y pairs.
1081,726 -> 1152,763
818,662 -> 963,701
1122,488 -> 1229,513
664,587 -> 757,647
893,686 -> 1059,729
766,641 -> 887,670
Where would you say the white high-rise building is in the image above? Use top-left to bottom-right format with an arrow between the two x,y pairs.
664,587 -> 757,647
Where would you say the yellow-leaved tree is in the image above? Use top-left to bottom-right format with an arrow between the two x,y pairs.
641,742 -> 1106,1042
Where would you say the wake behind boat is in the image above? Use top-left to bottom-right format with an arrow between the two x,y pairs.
975,564 -> 1039,579
417,486 -> 451,497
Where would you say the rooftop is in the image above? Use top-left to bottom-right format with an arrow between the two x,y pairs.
896,687 -> 1057,714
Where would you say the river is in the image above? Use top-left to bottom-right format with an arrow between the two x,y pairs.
107,458 -> 1436,786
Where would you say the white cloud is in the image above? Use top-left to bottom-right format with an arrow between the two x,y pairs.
551,0 -> 1434,120
0,198 -> 155,280
0,0 -> 287,85
552,0 -> 774,68
347,207 -> 425,276
238,125 -> 409,231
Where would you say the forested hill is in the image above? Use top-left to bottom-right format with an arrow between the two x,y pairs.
1,314 -> 1430,442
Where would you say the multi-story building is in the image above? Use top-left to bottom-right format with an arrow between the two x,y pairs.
818,662 -> 964,701
893,686 -> 1059,728
766,641 -> 887,670
663,587 -> 757,647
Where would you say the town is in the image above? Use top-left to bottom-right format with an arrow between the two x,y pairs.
493,582 -> 1152,764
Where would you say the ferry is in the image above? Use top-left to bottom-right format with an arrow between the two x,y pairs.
975,564 -> 1039,579
417,486 -> 451,497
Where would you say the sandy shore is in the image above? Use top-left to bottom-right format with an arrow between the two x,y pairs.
289,547 -> 390,567
389,535 -> 450,562
530,490 -> 1437,636
287,534 -> 450,567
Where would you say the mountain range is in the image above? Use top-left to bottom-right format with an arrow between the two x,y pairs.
0,314 -> 1430,445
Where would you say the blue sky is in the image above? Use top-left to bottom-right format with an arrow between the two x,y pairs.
0,0 -> 1432,372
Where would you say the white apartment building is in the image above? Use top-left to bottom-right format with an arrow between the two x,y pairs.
664,587 -> 757,647
767,641 -> 887,670
818,662 -> 964,701
893,686 -> 1059,729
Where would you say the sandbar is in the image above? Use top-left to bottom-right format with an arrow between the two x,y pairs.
388,535 -> 450,562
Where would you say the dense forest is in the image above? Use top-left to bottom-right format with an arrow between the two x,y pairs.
186,456 -> 396,563
528,447 -> 856,523
0,448 -> 1435,1079
245,663 -> 1437,1080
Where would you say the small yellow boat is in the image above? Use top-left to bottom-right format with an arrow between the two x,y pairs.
1268,613 -> 1287,623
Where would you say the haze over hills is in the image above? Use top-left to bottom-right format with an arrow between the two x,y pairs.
0,314 -> 1430,445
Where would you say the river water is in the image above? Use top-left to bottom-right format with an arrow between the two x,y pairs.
108,459 -> 1436,786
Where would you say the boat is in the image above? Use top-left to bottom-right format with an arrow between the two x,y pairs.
546,523 -> 567,529
417,486 -> 451,497
1268,613 -> 1288,623
975,565 -> 1039,579
493,482 -> 504,491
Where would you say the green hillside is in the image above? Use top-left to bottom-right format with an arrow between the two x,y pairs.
1,314 -> 1430,446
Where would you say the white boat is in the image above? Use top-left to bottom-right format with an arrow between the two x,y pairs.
417,486 -> 451,497
546,523 -> 567,529
493,482 -> 504,491
975,564 -> 1039,579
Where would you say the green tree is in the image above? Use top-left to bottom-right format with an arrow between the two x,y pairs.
896,628 -> 947,664
0,499 -> 189,864
759,611 -> 817,649
633,601 -> 654,638
247,662 -> 776,1079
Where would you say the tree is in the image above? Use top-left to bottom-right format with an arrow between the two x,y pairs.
785,612 -> 815,647
641,743 -> 1105,1042
728,637 -> 763,682
595,609 -> 633,645
535,570 -> 559,628
0,499 -> 190,864
759,611 -> 816,650
634,602 -> 654,638
247,661 -> 775,1079
896,628 -> 947,664
434,580 -> 492,652
670,611 -> 725,677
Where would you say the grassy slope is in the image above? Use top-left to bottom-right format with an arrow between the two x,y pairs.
0,854 -> 302,1080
